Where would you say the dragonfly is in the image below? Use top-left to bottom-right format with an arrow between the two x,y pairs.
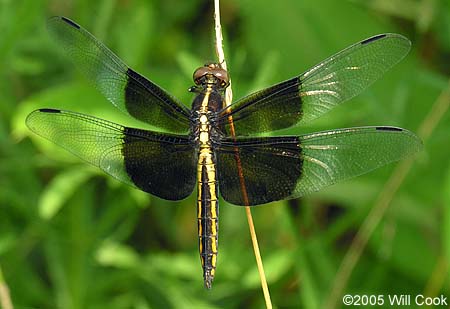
26,16 -> 422,289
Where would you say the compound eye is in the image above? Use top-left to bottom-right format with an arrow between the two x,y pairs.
211,68 -> 229,87
193,67 -> 210,84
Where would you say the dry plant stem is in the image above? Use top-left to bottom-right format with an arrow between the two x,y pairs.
213,0 -> 233,104
0,267 -> 13,309
423,255 -> 449,298
326,80 -> 450,309
213,1 -> 272,308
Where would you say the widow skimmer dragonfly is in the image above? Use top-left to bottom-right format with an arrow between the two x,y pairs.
26,16 -> 422,289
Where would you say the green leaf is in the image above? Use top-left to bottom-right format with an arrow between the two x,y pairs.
96,240 -> 140,269
241,249 -> 293,288
38,165 -> 95,219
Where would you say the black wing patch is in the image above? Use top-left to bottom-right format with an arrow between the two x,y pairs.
26,109 -> 196,200
216,136 -> 302,205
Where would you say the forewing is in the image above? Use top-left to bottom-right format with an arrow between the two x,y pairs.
217,34 -> 411,135
48,16 -> 191,133
217,127 -> 421,205
26,109 -> 196,200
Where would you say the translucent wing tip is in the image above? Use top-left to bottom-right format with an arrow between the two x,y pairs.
47,16 -> 81,41
362,33 -> 412,57
26,109 -> 59,137
377,126 -> 423,158
25,109 -> 43,132
293,126 -> 423,199
362,33 -> 411,45
47,16 -> 79,28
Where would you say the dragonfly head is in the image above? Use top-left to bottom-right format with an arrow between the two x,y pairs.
193,63 -> 229,89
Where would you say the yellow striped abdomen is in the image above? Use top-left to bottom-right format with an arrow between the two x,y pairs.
195,85 -> 220,289
197,146 -> 219,289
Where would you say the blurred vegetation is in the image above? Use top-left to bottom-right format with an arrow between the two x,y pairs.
1,0 -> 450,308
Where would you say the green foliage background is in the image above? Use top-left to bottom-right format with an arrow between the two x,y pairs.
1,0 -> 450,308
